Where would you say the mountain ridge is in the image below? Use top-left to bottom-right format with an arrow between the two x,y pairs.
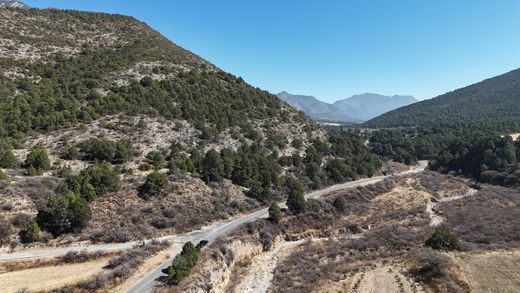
277,91 -> 417,122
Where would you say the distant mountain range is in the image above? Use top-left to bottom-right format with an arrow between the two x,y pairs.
0,0 -> 27,8
364,68 -> 520,132
277,91 -> 417,122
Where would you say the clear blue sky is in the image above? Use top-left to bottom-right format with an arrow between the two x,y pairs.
24,0 -> 520,102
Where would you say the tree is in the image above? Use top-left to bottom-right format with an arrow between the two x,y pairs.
19,220 -> 40,243
268,202 -> 283,223
165,241 -> 200,284
37,191 -> 92,236
425,229 -> 461,251
285,177 -> 306,213
201,149 -> 224,183
0,150 -> 18,168
139,171 -> 170,198
333,196 -> 347,212
23,147 -> 50,175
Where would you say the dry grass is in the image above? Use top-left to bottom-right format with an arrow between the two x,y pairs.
0,250 -> 117,273
0,256 -> 110,292
457,250 -> 520,293
438,184 -> 520,249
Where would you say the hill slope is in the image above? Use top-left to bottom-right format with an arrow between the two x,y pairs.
0,8 -> 381,248
334,93 -> 417,121
364,68 -> 520,131
277,91 -> 354,121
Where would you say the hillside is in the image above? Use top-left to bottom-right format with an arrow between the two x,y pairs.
334,93 -> 417,121
277,91 -> 354,122
364,68 -> 520,132
0,8 -> 380,249
277,91 -> 416,122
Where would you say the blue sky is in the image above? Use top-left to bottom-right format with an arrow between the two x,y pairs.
24,0 -> 520,102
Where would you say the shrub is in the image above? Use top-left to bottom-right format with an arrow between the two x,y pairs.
410,248 -> 452,279
78,139 -> 133,164
19,220 -> 41,243
145,150 -> 166,169
11,213 -> 33,228
23,147 -> 50,175
268,202 -> 283,223
0,219 -> 11,245
62,146 -> 81,160
80,164 -> 121,196
425,229 -> 461,251
139,171 -> 170,198
333,196 -> 347,212
0,170 -> 9,189
0,150 -> 18,168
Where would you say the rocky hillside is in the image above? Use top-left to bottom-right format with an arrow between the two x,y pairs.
365,68 -> 520,132
0,8 -> 380,247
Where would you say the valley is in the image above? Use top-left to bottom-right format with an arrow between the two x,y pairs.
0,2 -> 519,293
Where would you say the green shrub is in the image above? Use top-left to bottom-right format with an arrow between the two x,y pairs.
0,170 -> 9,189
61,164 -> 120,202
333,196 -> 347,212
0,150 -> 18,168
425,229 -> 461,251
23,147 -> 50,175
139,171 -> 170,198
145,150 -> 166,169
19,220 -> 40,243
78,139 -> 133,164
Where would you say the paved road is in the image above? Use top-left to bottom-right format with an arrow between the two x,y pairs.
0,161 -> 427,292
126,160 -> 427,293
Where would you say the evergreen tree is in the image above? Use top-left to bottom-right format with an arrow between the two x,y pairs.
285,177 -> 306,213
268,202 -> 283,223
201,149 -> 224,183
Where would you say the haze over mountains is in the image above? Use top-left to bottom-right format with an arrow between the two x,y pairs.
277,91 -> 417,122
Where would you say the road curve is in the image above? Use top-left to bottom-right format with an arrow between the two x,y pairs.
0,161 -> 427,292
126,160 -> 427,293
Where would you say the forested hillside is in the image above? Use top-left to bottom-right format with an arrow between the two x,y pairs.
0,8 -> 381,247
364,68 -> 520,132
